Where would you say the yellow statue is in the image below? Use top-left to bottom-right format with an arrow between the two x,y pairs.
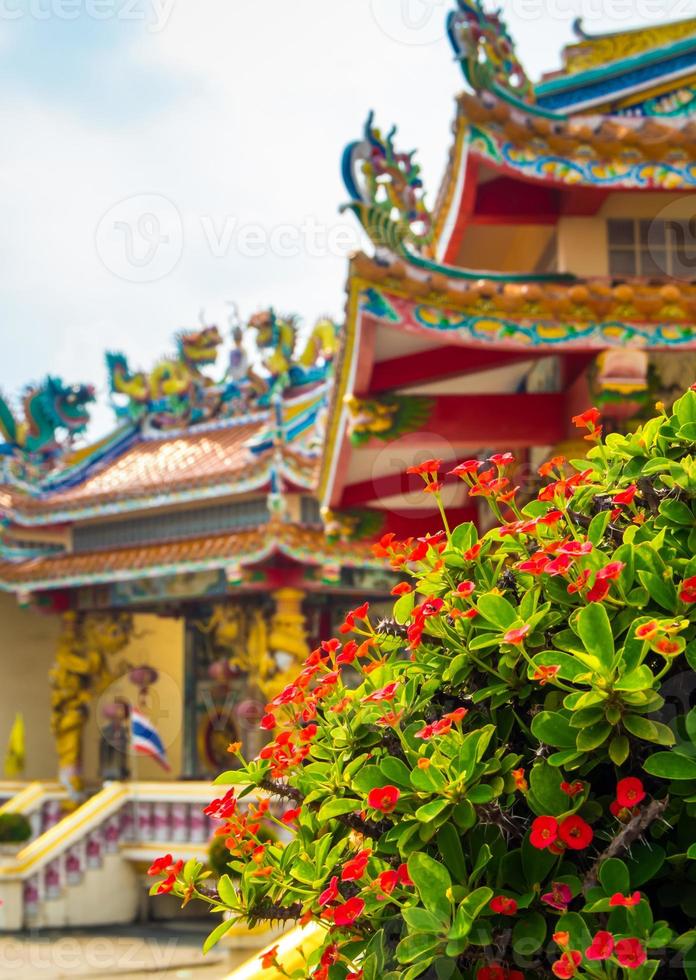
49,611 -> 133,803
198,592 -> 308,703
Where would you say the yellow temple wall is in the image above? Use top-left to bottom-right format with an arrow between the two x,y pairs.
83,612 -> 185,783
0,592 -> 61,780
557,192 -> 694,277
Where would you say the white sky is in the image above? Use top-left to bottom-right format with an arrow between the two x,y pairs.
0,0 -> 684,436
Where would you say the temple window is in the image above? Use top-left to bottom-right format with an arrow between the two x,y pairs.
608,218 -> 696,279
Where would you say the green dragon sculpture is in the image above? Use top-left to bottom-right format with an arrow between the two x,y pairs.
105,325 -> 223,426
0,376 -> 95,465
246,309 -> 338,384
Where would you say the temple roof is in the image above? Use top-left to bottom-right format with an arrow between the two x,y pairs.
448,1 -> 696,119
0,523 -> 383,592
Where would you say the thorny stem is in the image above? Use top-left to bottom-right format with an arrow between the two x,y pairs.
582,797 -> 669,893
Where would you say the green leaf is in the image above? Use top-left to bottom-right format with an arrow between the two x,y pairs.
317,798 -> 360,821
379,756 -> 413,788
450,521 -> 477,553
609,735 -> 630,766
476,593 -> 517,629
531,710 -> 576,748
415,799 -> 451,822
576,603 -> 614,674
407,852 -> 452,923
637,571 -> 677,613
588,510 -> 611,545
644,752 -> 696,780
623,715 -> 675,745
203,917 -> 235,953
626,844 -> 665,887
217,874 -> 237,907
555,911 -> 593,953
353,765 -> 390,793
512,911 -> 547,955
528,762 -> 569,817
576,721 -> 612,752
395,933 -> 441,965
402,908 -> 446,934
394,591 -> 415,625
437,824 -> 468,881
459,886 -> 493,921
659,498 -> 694,526
599,858 -> 630,896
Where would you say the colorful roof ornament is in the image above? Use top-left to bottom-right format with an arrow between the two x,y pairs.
447,0 -> 535,106
106,311 -> 338,432
341,110 -> 432,258
0,377 -> 95,482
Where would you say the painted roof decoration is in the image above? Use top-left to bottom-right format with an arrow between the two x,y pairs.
0,377 -> 95,483
341,111 -> 433,261
106,310 -> 337,431
447,0 -> 535,106
0,523 -> 383,593
448,1 -> 696,119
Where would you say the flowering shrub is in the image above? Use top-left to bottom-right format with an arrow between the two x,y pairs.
151,393 -> 696,978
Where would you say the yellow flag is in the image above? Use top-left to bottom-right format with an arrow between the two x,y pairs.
4,713 -> 25,778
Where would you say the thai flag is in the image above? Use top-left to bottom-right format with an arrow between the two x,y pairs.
130,708 -> 171,771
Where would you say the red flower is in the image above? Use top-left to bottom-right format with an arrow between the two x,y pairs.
512,768 -> 528,792
655,638 -> 681,656
490,895 -> 518,916
362,682 -> 399,704
558,814 -> 593,850
477,967 -> 523,980
680,575 -> 696,603
332,897 -> 365,926
407,458 -> 442,475
148,854 -> 175,876
596,561 -> 625,581
260,713 -> 276,730
572,407 -> 601,429
488,452 -> 515,468
609,891 -> 641,908
463,543 -> 482,560
367,785 -> 400,814
613,484 -> 637,506
586,579 -> 610,603
635,620 -> 659,640
533,664 -> 560,686
423,481 -> 443,494
318,875 -> 339,906
341,849 -> 371,882
397,863 -> 413,886
374,869 -> 399,897
551,950 -> 582,978
541,882 -> 572,911
530,816 -> 559,849
560,780 -> 584,797
503,624 -> 530,645
559,540 -> 593,556
616,777 -> 646,808
391,582 -> 412,596
456,580 -> 476,597
260,944 -> 280,969
615,938 -> 647,969
586,931 -> 614,961
281,807 -> 302,825
539,455 -> 566,477
449,459 -> 481,478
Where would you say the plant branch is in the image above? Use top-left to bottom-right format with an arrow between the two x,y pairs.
582,797 -> 669,893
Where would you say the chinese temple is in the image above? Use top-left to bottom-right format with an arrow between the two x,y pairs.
2,0 -> 696,952
320,4 -> 696,540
